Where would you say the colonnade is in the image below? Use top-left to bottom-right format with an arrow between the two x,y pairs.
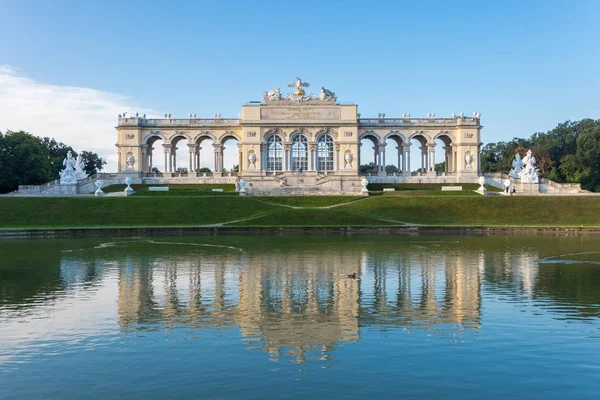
363,139 -> 457,175
141,142 -> 238,174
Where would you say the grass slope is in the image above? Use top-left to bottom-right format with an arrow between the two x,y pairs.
344,196 -> 600,226
1,195 -> 600,229
0,197 -> 272,228
103,184 -> 237,196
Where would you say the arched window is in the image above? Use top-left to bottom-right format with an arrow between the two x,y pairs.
317,134 -> 334,171
266,134 -> 283,171
291,134 -> 308,172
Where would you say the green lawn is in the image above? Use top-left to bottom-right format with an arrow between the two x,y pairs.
343,196 -> 600,226
367,183 -> 504,193
1,194 -> 599,230
103,184 -> 237,196
254,196 -> 363,208
0,197 -> 272,228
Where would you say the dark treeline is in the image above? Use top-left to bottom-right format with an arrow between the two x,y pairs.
0,130 -> 106,194
481,119 -> 600,192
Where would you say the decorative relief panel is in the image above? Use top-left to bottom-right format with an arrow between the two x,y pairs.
261,107 -> 341,120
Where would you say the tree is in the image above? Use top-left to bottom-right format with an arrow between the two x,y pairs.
176,167 -> 188,174
79,150 -> 106,175
385,164 -> 398,174
151,167 -> 161,173
198,167 -> 212,173
359,162 -> 377,174
42,137 -> 74,179
0,130 -> 54,193
231,164 -> 239,172
434,161 -> 445,173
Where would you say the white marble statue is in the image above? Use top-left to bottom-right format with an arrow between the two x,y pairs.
263,87 -> 281,102
509,153 -> 523,179
344,152 -> 353,169
74,154 -> 88,180
59,150 -> 78,184
465,153 -> 473,169
519,149 -> 539,183
319,87 -> 337,102
248,152 -> 257,169
286,77 -> 314,102
126,154 -> 135,171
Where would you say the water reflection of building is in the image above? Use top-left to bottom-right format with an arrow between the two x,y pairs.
113,244 -> 490,361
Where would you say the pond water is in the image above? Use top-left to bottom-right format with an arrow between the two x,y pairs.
1,234 -> 599,399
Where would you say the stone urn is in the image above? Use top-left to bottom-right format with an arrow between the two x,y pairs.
238,178 -> 247,194
360,177 -> 369,195
124,177 -> 134,195
95,180 -> 105,197
344,152 -> 353,169
248,152 -> 256,170
477,176 -> 486,192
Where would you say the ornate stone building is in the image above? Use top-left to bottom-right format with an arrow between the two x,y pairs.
115,77 -> 483,193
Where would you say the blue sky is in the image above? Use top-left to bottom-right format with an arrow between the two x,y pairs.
1,0 -> 598,171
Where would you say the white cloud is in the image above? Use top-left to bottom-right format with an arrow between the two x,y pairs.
0,65 -> 159,171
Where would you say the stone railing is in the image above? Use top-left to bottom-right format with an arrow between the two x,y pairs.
118,117 -> 240,127
358,117 -> 480,127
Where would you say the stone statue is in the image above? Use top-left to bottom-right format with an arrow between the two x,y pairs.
263,87 -> 281,102
59,150 -> 78,184
319,87 -> 337,102
248,152 -> 257,169
519,149 -> 539,183
288,76 -> 310,97
126,154 -> 135,171
75,154 -> 88,180
344,152 -> 353,169
465,153 -> 473,169
509,153 -> 523,179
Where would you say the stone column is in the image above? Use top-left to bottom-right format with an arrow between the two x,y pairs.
163,144 -> 170,173
379,143 -> 386,176
117,150 -> 122,172
396,146 -> 401,174
212,144 -> 223,173
188,143 -> 195,173
403,143 -> 411,175
428,143 -> 436,173
335,144 -> 340,172
310,144 -> 316,171
373,145 -> 378,171
197,146 -> 202,172
284,144 -> 290,171
141,146 -> 147,174
172,146 -> 177,172
420,146 -> 426,172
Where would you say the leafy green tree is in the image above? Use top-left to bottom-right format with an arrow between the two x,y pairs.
0,130 -> 54,193
176,167 -> 188,173
231,164 -> 239,172
434,161 -> 446,173
42,137 -> 74,179
385,164 -> 398,174
359,162 -> 377,174
79,150 -> 106,175
198,167 -> 212,173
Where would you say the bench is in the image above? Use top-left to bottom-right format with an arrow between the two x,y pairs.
211,188 -> 224,192
441,186 -> 462,191
149,187 -> 169,192
382,188 -> 395,192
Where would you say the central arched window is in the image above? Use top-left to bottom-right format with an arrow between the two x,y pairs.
291,134 -> 308,171
266,134 -> 283,171
317,134 -> 334,171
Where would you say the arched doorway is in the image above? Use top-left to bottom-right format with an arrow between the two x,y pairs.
384,133 -> 406,176
143,133 -> 166,174
359,133 -> 380,175
195,136 -> 215,174
434,134 -> 454,174
170,134 -> 191,174
316,134 -> 334,172
409,133 -> 429,174
221,134 -> 240,173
